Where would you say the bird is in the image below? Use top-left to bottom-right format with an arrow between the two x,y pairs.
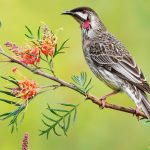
62,7 -> 150,119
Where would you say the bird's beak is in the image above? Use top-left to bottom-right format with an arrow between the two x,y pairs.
61,11 -> 74,16
61,10 -> 85,22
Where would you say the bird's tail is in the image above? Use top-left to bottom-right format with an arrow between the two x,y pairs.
124,84 -> 150,119
140,95 -> 150,119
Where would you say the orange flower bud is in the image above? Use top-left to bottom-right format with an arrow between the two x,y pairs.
12,67 -> 17,73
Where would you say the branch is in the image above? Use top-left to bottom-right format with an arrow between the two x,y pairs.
0,49 -> 147,119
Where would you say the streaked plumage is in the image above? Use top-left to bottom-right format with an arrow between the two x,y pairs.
62,7 -> 150,118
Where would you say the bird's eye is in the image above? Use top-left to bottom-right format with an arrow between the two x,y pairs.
82,10 -> 86,14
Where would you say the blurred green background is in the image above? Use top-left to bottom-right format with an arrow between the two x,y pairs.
0,0 -> 150,150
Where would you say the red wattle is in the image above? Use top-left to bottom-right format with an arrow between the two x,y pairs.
82,20 -> 90,29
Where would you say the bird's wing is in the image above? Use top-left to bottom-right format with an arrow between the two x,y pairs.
88,37 -> 150,92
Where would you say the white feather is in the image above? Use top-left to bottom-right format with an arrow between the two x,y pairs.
75,12 -> 88,20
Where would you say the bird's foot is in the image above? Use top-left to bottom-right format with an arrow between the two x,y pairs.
134,107 -> 140,121
99,90 -> 120,109
100,96 -> 107,109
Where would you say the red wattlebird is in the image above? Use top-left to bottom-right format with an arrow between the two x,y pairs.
62,7 -> 150,119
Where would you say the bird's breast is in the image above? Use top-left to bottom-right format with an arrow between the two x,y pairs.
82,44 -> 123,90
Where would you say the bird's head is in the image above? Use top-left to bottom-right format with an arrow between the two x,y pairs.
62,7 -> 106,33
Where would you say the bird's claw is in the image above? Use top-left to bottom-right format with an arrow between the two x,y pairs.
130,107 -> 140,121
100,96 -> 107,109
135,107 -> 140,121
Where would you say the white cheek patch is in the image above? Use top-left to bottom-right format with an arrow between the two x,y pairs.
75,12 -> 88,20
90,16 -> 97,28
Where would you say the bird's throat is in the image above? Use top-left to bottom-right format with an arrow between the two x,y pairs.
82,20 -> 91,29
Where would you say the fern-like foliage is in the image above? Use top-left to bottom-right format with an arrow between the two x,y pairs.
40,103 -> 79,138
0,75 -> 48,133
0,104 -> 26,133
72,72 -> 92,94
0,91 -> 47,133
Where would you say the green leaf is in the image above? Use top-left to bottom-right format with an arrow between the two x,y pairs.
8,115 -> 18,126
58,121 -> 67,136
8,76 -> 17,81
20,113 -> 25,124
42,113 -> 56,122
53,39 -> 69,57
37,26 -> 41,40
81,72 -> 87,86
0,90 -> 14,97
60,103 -> 77,107
73,108 -> 77,126
53,128 -> 61,136
40,103 -> 80,138
25,25 -> 34,39
24,34 -> 33,39
65,113 -> 71,132
50,108 -> 69,113
85,78 -> 92,89
47,105 -> 62,117
1,105 -> 24,120
0,102 -> 26,133
58,39 -> 69,52
71,72 -> 93,93
0,98 -> 21,106
11,124 -> 15,134
42,120 -> 51,127
0,112 -> 11,118
0,76 -> 18,85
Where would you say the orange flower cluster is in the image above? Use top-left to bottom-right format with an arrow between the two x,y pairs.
5,42 -> 41,65
5,25 -> 58,65
41,37 -> 57,57
41,24 -> 57,57
11,79 -> 38,100
20,47 -> 40,65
